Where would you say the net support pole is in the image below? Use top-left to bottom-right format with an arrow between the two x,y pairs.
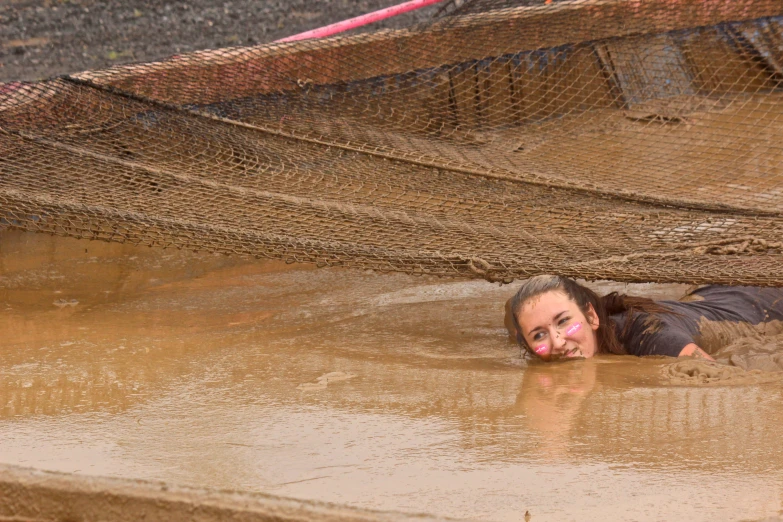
275,0 -> 445,42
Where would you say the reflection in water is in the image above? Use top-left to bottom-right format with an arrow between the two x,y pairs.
514,360 -> 601,458
1,230 -> 783,521
516,359 -> 783,473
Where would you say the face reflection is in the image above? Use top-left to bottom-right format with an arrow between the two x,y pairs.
517,290 -> 600,361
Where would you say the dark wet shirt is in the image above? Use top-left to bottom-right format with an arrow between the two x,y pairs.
611,286 -> 783,357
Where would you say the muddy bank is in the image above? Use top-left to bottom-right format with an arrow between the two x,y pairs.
2,230 -> 783,521
0,463 -> 454,522
663,359 -> 783,385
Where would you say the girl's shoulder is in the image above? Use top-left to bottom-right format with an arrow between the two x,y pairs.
610,307 -> 695,357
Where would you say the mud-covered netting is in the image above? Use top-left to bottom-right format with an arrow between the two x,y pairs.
3,0 -> 783,284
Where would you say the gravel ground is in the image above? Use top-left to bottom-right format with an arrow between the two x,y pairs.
0,0 -> 445,82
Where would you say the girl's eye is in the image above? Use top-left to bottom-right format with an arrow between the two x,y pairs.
558,317 -> 570,326
532,332 -> 545,341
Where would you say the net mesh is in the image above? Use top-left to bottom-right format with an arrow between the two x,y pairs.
3,0 -> 783,285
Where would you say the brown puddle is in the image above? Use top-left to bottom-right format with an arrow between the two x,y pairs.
1,230 -> 783,521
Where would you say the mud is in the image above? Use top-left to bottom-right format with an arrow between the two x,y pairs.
2,230 -> 783,521
501,92 -> 783,212
663,359 -> 783,386
0,463 -> 453,522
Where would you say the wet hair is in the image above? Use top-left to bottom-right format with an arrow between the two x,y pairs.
509,275 -> 673,357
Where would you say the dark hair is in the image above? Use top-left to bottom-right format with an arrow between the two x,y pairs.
509,275 -> 672,357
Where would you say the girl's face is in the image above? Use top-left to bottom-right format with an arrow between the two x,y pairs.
516,290 -> 600,361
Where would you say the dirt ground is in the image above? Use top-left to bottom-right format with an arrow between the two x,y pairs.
0,0 -> 444,82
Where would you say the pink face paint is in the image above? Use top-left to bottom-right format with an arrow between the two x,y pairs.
534,344 -> 549,356
565,322 -> 582,337
533,344 -> 552,361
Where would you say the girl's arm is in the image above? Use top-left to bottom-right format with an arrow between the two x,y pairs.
678,343 -> 714,361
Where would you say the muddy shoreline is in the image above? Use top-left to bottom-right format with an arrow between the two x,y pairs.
0,463 -> 456,522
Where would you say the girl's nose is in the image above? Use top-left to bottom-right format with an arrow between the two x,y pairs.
551,330 -> 567,352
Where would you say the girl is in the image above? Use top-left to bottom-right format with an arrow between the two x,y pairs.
505,275 -> 783,361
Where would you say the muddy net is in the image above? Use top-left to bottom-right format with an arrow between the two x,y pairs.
3,0 -> 783,285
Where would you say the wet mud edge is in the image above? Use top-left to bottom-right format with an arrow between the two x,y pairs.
0,463 -> 458,522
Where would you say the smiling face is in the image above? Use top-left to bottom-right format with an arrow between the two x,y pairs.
516,289 -> 600,361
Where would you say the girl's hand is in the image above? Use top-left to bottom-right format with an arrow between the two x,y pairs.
678,343 -> 714,361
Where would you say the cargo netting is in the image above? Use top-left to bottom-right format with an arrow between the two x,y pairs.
3,0 -> 783,284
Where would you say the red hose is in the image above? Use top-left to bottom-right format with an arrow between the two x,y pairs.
276,0 -> 446,43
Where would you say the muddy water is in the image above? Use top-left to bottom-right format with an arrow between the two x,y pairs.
1,231 -> 783,521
